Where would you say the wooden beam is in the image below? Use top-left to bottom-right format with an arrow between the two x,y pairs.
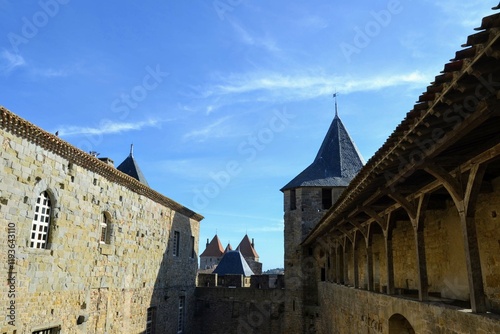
424,163 -> 464,206
388,192 -> 417,221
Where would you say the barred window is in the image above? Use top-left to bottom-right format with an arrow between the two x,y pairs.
30,191 -> 52,249
173,231 -> 180,257
177,296 -> 185,333
32,326 -> 60,334
146,307 -> 156,334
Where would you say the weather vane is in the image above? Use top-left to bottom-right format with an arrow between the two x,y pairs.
333,91 -> 338,117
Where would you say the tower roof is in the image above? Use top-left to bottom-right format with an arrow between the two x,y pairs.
281,114 -> 364,191
236,234 -> 259,259
116,144 -> 149,186
213,250 -> 255,276
224,243 -> 233,253
200,234 -> 225,257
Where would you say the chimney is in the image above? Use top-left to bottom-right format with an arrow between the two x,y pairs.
98,157 -> 115,167
252,238 -> 255,248
206,238 -> 209,248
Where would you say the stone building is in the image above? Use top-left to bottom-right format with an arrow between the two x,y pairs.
236,234 -> 262,275
199,234 -> 225,270
286,5 -> 500,333
0,107 -> 203,333
213,250 -> 254,287
281,106 -> 364,333
199,233 -> 262,274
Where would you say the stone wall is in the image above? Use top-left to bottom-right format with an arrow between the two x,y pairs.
283,186 -> 346,333
194,287 -> 285,334
0,110 -> 202,333
316,283 -> 500,334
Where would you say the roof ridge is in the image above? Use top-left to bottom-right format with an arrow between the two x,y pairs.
0,106 -> 203,221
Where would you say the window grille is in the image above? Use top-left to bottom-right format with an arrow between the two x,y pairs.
146,307 -> 156,334
177,296 -> 185,333
30,191 -> 52,249
173,231 -> 180,256
32,326 -> 60,334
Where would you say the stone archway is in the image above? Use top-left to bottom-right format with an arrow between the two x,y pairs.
388,313 -> 415,334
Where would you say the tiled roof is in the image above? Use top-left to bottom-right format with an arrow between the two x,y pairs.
281,114 -> 364,191
303,6 -> 500,245
0,106 -> 203,222
224,243 -> 233,253
116,146 -> 149,186
200,234 -> 225,257
237,234 -> 259,259
213,250 -> 255,276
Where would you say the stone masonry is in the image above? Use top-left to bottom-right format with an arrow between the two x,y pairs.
0,107 -> 203,333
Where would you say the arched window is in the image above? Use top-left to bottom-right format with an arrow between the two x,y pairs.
30,191 -> 52,249
100,213 -> 110,244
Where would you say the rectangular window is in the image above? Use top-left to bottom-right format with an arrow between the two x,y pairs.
32,327 -> 61,334
177,296 -> 185,333
190,236 -> 195,258
173,231 -> 180,257
146,307 -> 156,334
100,213 -> 109,244
322,188 -> 332,210
290,189 -> 297,211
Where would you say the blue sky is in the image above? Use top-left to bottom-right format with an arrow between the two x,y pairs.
0,1 -> 495,270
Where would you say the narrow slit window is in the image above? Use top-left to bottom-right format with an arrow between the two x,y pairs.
290,189 -> 297,211
100,213 -> 111,244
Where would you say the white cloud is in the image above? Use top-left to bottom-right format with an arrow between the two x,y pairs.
0,49 -> 25,73
57,118 -> 160,136
32,68 -> 71,78
297,15 -> 329,30
208,70 -> 430,101
430,1 -> 493,28
227,18 -> 280,54
183,115 -> 236,142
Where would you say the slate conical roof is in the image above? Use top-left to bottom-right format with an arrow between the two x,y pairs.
237,234 -> 259,259
213,250 -> 255,276
281,113 -> 364,191
116,144 -> 149,186
200,234 -> 225,257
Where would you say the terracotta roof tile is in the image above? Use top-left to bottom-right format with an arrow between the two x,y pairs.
237,234 -> 259,259
0,106 -> 203,221
200,234 -> 224,257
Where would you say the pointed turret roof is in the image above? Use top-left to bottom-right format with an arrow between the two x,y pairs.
224,243 -> 233,253
116,144 -> 149,186
281,113 -> 364,191
236,234 -> 259,259
213,250 -> 255,276
200,234 -> 225,257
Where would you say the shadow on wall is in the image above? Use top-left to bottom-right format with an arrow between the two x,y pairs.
147,211 -> 198,334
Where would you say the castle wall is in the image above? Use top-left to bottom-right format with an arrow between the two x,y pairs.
283,186 -> 346,333
193,287 -> 285,334
316,283 -> 500,334
0,119 -> 200,333
308,177 -> 500,333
